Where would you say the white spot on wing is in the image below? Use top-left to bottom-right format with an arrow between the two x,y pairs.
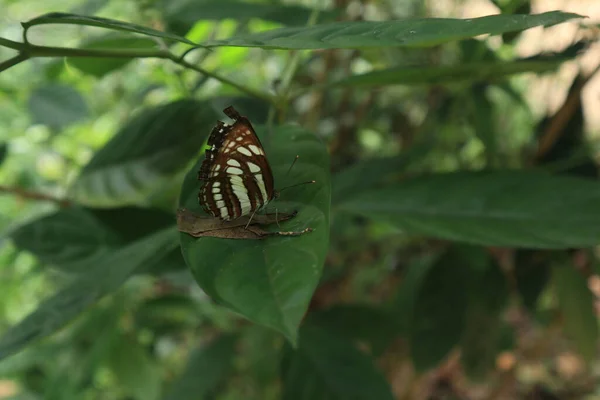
232,185 -> 251,216
236,137 -> 243,141
227,167 -> 243,175
227,159 -> 241,167
216,200 -> 225,208
247,162 -> 260,173
248,145 -> 262,155
220,207 -> 229,219
214,194 -> 222,200
237,147 -> 251,156
255,173 -> 268,203
213,182 -> 220,187
212,187 -> 220,194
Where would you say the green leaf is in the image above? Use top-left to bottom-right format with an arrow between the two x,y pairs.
203,12 -> 582,50
406,247 -> 470,371
69,100 -> 219,207
514,249 -> 553,313
338,170 -> 600,249
68,34 -> 158,77
281,324 -> 394,400
23,12 -> 197,45
28,84 -> 89,130
553,265 -> 599,363
329,59 -> 569,88
108,335 -> 161,400
332,142 -> 431,205
163,334 -> 237,400
163,0 -> 336,36
471,84 -> 497,165
179,124 -> 331,344
460,255 -> 509,380
0,226 -> 178,361
308,305 -> 398,356
10,207 -> 120,273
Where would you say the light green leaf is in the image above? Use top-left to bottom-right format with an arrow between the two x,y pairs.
179,124 -> 331,344
28,84 -> 89,130
70,100 -> 219,207
163,334 -> 237,400
203,12 -> 582,50
68,34 -> 158,77
0,226 -> 179,361
23,12 -> 196,45
163,0 -> 336,36
338,171 -> 600,249
553,265 -> 599,363
281,324 -> 394,400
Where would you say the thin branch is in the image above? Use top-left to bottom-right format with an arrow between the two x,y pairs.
0,53 -> 29,73
0,37 -> 24,51
0,185 -> 72,207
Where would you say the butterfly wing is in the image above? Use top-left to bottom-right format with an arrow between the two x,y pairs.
198,108 -> 275,221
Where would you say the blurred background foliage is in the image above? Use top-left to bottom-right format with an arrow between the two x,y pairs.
0,0 -> 600,399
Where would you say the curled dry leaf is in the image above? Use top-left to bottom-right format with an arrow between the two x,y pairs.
176,208 -> 312,239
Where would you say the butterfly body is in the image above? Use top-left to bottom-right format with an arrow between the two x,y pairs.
198,106 -> 276,221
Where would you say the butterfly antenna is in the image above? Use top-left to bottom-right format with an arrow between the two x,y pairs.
286,155 -> 300,176
278,180 -> 316,193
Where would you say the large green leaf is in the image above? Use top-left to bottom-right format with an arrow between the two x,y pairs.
10,206 -> 181,273
553,265 -> 599,363
179,124 -> 331,344
68,34 -> 158,77
162,0 -> 336,36
0,226 -> 178,361
70,100 -> 219,207
405,246 -> 471,371
28,84 -> 89,130
338,171 -> 600,249
329,59 -> 569,88
10,207 -> 120,273
108,335 -> 161,400
203,12 -> 581,49
163,334 -> 237,400
23,12 -> 196,45
281,324 -> 394,400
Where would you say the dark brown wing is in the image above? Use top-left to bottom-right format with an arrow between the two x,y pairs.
198,107 -> 275,221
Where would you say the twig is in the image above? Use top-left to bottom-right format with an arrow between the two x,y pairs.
0,53 -> 29,73
0,185 -> 72,207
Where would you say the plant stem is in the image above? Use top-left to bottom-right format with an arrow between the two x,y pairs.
0,53 -> 29,73
0,185 -> 72,207
0,36 -> 276,104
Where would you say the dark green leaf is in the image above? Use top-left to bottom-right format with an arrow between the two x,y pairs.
338,171 -> 600,249
282,324 -> 394,400
0,226 -> 178,361
70,100 -> 219,207
0,142 -> 8,167
10,207 -> 121,273
108,336 -> 161,400
461,255 -> 509,380
407,247 -> 470,371
163,334 -> 237,400
179,125 -> 331,344
332,142 -> 431,205
553,265 -> 598,363
308,304 -> 398,356
68,34 -> 158,77
134,294 -> 199,334
23,12 -> 196,45
203,12 -> 582,50
514,250 -> 553,313
329,59 -> 568,88
471,84 -> 497,164
163,0 -> 337,36
28,84 -> 89,130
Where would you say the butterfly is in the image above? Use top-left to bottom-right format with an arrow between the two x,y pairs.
197,106 -> 279,221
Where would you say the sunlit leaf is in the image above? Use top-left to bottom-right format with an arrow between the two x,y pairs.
179,125 -> 331,344
68,34 -> 158,77
28,84 -> 89,130
70,100 -> 219,207
203,12 -> 582,49
339,171 -> 600,248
